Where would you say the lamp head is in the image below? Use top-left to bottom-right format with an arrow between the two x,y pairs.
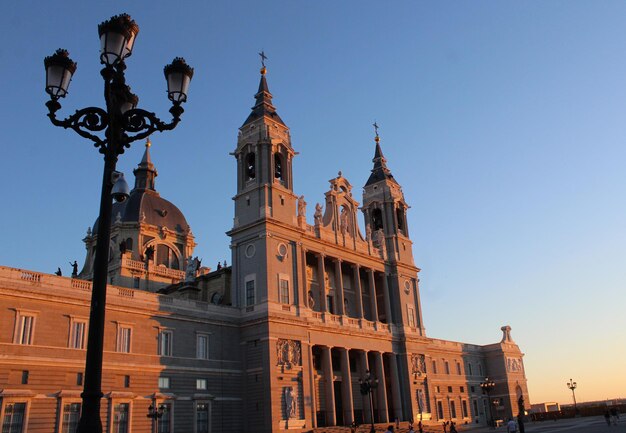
164,57 -> 194,103
98,14 -> 139,66
44,49 -> 77,99
111,171 -> 130,203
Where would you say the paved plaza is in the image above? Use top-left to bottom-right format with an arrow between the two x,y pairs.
459,416 -> 624,433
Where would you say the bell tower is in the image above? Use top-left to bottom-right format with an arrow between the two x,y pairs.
362,126 -> 414,266
232,60 -> 297,229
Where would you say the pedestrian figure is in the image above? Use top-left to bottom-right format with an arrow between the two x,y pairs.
55,267 -> 62,276
442,420 -> 448,433
418,420 -> 424,433
69,260 -> 78,277
506,418 -> 517,433
450,421 -> 458,433
610,407 -> 619,425
604,410 -> 611,426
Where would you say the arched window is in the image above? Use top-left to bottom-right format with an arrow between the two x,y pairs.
245,152 -> 256,180
274,153 -> 283,180
396,207 -> 405,233
156,244 -> 180,269
371,208 -> 384,231
125,237 -> 133,251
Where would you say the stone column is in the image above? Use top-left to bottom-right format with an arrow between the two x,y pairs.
352,265 -> 364,319
321,345 -> 336,425
387,353 -> 403,422
381,273 -> 393,324
359,351 -> 373,424
297,245 -> 307,309
317,254 -> 327,313
334,259 -> 345,316
374,351 -> 389,423
340,348 -> 354,425
307,344 -> 317,428
368,269 -> 378,322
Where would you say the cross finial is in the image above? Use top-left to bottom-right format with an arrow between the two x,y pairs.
259,51 -> 267,67
373,121 -> 380,143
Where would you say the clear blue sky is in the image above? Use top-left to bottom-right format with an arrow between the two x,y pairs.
1,1 -> 624,404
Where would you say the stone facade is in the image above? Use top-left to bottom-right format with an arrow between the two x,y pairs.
0,67 -> 529,433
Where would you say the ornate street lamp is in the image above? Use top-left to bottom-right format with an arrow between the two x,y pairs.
566,378 -> 578,414
44,14 -> 192,433
359,370 -> 379,433
480,377 -> 496,428
147,403 -> 167,433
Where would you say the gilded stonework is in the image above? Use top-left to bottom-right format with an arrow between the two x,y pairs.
276,339 -> 301,368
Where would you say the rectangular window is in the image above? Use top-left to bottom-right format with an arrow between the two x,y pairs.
470,386 -> 475,393
113,403 -> 129,433
158,330 -> 173,357
279,278 -> 289,304
70,321 -> 86,349
196,334 -> 209,359
460,386 -> 465,393
450,401 -> 457,419
447,386 -> 453,393
158,377 -> 170,389
61,402 -> 81,433
462,400 -> 469,418
21,371 -> 29,385
17,315 -> 35,345
435,386 -> 440,393
478,364 -> 483,376
437,401 -> 444,419
2,402 -> 26,433
157,403 -> 171,433
407,305 -> 416,328
117,326 -> 131,353
196,403 -> 210,433
133,277 -> 140,289
77,373 -> 83,386
196,379 -> 207,390
245,280 -> 255,306
123,375 -> 130,388
468,363 -> 473,376
444,360 -> 450,375
432,360 -> 438,374
473,399 -> 479,416
456,361 -> 462,375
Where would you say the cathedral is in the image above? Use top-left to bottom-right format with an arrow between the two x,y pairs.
0,65 -> 529,433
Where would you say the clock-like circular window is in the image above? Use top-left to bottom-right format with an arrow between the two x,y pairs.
404,280 -> 411,294
245,244 -> 256,258
277,242 -> 288,257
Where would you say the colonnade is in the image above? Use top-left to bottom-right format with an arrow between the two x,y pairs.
309,345 -> 405,428
305,250 -> 393,324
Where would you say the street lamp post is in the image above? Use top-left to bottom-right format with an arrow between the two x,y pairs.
566,379 -> 578,415
44,14 -> 193,433
147,403 -> 167,433
480,377 -> 496,428
359,370 -> 379,433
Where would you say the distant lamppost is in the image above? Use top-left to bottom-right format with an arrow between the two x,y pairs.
567,378 -> 578,414
147,403 -> 167,433
44,14 -> 193,433
480,377 -> 496,428
360,370 -> 379,433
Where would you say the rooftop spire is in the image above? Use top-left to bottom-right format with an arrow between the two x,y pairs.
242,52 -> 286,127
133,138 -> 158,191
365,122 -> 397,186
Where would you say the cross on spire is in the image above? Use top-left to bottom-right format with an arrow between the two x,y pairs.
373,121 -> 380,142
258,50 -> 268,67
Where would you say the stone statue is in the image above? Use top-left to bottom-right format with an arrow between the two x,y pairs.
308,290 -> 315,309
366,225 -> 372,242
69,261 -> 78,278
276,339 -> 301,368
185,256 -> 201,282
119,240 -> 127,255
144,246 -> 154,262
314,203 -> 323,225
115,212 -> 122,224
340,207 -> 348,235
284,386 -> 296,419
297,195 -> 306,217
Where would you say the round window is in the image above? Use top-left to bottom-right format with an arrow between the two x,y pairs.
245,244 -> 256,258
277,243 -> 288,257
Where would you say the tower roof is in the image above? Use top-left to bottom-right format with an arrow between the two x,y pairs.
133,139 -> 157,191
365,132 -> 398,186
242,66 -> 286,127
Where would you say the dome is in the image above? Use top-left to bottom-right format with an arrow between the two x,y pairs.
92,189 -> 189,235
92,140 -> 189,235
